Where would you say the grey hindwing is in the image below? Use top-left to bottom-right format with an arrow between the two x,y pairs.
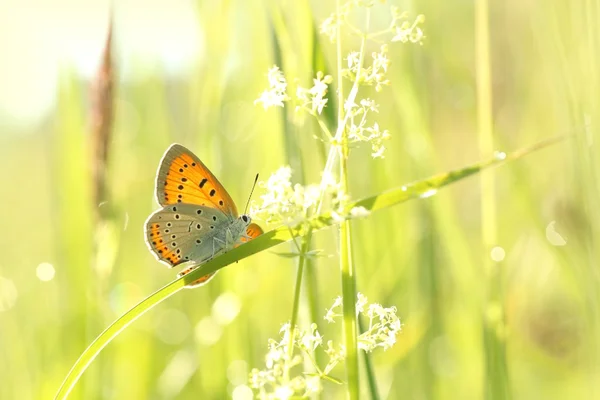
144,203 -> 236,267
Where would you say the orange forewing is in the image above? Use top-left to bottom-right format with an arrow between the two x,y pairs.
179,223 -> 264,288
156,144 -> 238,216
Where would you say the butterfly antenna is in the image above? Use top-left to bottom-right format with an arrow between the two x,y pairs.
244,173 -> 259,214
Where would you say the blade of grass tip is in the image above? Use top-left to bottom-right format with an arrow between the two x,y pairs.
55,136 -> 566,398
91,17 -> 114,221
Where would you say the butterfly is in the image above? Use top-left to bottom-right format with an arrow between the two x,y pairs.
144,143 -> 263,287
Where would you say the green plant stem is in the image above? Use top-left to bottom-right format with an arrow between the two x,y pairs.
285,234 -> 311,381
336,6 -> 371,399
340,130 -> 360,399
359,316 -> 380,400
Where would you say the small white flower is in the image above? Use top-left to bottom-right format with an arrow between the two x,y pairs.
372,50 -> 390,73
346,51 -> 360,70
359,98 -> 379,113
392,16 -> 426,44
350,206 -> 370,218
324,296 -> 343,323
320,14 -> 340,42
356,293 -> 368,314
296,72 -> 332,115
300,323 -> 323,351
305,375 -> 322,394
255,65 -> 290,110
274,385 -> 294,399
255,90 -> 286,109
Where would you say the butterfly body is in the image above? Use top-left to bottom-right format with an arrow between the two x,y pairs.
144,144 -> 262,287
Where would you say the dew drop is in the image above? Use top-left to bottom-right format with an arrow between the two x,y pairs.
420,189 -> 437,199
494,151 -> 507,161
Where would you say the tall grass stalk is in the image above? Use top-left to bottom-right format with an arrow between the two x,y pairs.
268,2 -> 324,382
337,0 -> 356,398
475,0 -> 509,397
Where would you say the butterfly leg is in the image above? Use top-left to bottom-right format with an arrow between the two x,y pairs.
212,236 -> 227,259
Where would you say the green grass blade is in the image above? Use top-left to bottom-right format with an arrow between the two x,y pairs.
54,136 -> 565,399
54,281 -> 185,400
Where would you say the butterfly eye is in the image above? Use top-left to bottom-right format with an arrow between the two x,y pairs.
242,215 -> 249,223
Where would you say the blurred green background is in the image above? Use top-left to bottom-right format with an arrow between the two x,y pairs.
1,0 -> 599,399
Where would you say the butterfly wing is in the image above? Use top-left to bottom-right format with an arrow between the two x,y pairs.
179,221 -> 264,288
242,223 -> 264,243
155,143 -> 238,217
144,203 -> 233,268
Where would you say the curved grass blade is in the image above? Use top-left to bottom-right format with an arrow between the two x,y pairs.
54,135 -> 565,399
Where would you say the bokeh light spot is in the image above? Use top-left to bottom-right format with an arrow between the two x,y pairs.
227,360 -> 248,385
195,316 -> 222,346
158,350 -> 198,397
212,292 -> 241,326
232,385 -> 253,400
155,308 -> 191,345
36,262 -> 55,281
490,246 -> 505,262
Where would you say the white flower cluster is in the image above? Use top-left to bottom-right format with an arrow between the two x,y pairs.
249,294 -> 401,398
249,323 -> 325,399
256,8 -> 424,159
320,1 -> 425,45
345,96 -> 391,158
391,8 -> 426,44
254,66 -> 290,110
326,293 -> 402,351
344,45 -> 391,92
296,71 -> 333,116
255,66 -> 333,118
251,167 -> 347,226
